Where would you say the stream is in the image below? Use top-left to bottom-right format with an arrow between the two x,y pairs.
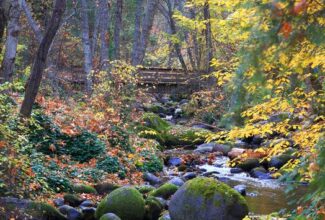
142,94 -> 308,217
163,150 -> 307,216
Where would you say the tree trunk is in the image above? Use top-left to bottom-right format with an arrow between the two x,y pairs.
20,0 -> 66,117
113,0 -> 123,60
0,2 -> 8,55
203,1 -> 213,73
98,0 -> 110,69
166,0 -> 187,71
21,0 -> 43,43
137,0 -> 159,65
91,9 -> 100,57
131,0 -> 143,66
80,0 -> 93,92
0,0 -> 21,84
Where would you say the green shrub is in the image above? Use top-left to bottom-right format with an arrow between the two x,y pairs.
137,150 -> 163,173
63,131 -> 106,162
96,156 -> 121,173
109,125 -> 133,152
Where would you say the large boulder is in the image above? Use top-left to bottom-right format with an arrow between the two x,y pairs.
95,186 -> 145,220
169,177 -> 248,220
99,213 -> 121,220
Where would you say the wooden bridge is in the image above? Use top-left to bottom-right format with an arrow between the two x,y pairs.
137,67 -> 201,94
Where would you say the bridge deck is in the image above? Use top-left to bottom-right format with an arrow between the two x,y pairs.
137,68 -> 189,85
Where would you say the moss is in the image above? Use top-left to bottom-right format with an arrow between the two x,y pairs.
149,183 -> 178,199
142,113 -> 170,132
63,194 -> 83,207
73,184 -> 97,194
27,202 -> 66,220
184,177 -> 247,208
95,186 -> 145,220
94,182 -> 120,195
136,185 -> 156,194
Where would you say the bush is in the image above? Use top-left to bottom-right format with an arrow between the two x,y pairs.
137,150 -> 163,173
29,112 -> 105,162
96,156 -> 121,174
109,125 -> 133,152
63,131 -> 106,162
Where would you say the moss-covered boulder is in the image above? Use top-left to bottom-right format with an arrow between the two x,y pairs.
169,177 -> 248,220
95,186 -> 145,220
144,196 -> 164,220
63,194 -> 84,207
99,213 -> 122,220
162,125 -> 209,147
149,183 -> 178,199
27,202 -> 66,220
73,184 -> 97,194
142,113 -> 170,132
236,158 -> 260,171
94,182 -> 120,195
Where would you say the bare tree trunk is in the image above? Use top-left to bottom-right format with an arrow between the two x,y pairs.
20,0 -> 66,117
188,7 -> 200,70
203,1 -> 213,73
137,0 -> 159,65
166,0 -> 187,71
131,0 -> 143,66
113,0 -> 123,60
21,0 -> 43,43
0,0 -> 21,84
98,0 -> 110,69
80,0 -> 93,92
0,1 -> 8,55
91,9 -> 100,57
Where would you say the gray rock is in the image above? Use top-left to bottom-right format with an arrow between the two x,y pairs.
144,172 -> 162,185
182,172 -> 197,180
268,155 -> 292,169
99,213 -> 121,220
80,200 -> 94,208
53,198 -> 65,207
233,185 -> 246,196
250,167 -> 272,179
58,205 -> 73,215
236,158 -> 260,171
194,143 -> 214,153
169,177 -> 248,220
230,168 -> 243,174
67,207 -> 83,220
167,157 -> 182,166
158,212 -> 171,220
94,182 -> 120,195
212,144 -> 232,155
168,177 -> 185,187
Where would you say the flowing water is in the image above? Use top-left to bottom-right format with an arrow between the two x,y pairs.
165,153 -> 307,215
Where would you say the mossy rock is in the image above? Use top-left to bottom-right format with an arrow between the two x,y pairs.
149,183 -> 178,199
94,182 -> 120,195
99,213 -> 122,220
73,184 -> 97,194
27,202 -> 66,220
163,126 -> 210,147
144,103 -> 168,115
144,196 -> 164,220
142,113 -> 170,132
95,186 -> 145,220
169,177 -> 248,220
236,158 -> 260,171
137,185 -> 156,194
63,194 -> 84,207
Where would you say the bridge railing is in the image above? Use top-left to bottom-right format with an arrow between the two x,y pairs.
137,68 -> 189,85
